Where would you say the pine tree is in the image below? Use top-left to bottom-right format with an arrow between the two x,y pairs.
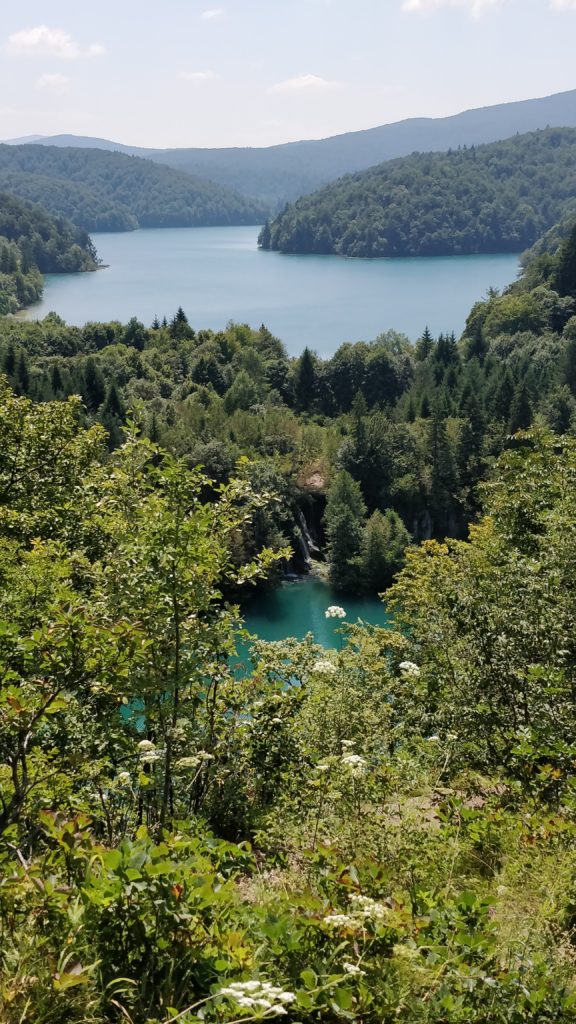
324,470 -> 366,591
415,326 -> 434,361
83,357 -> 106,412
508,382 -> 532,434
294,347 -> 317,412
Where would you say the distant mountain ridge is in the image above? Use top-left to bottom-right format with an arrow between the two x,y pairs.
5,88 -> 576,206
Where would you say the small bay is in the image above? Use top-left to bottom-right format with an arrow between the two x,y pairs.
236,576 -> 389,667
23,226 -> 520,357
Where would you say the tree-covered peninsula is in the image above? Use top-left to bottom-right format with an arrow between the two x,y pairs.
0,191 -> 98,314
260,127 -> 576,258
0,144 -> 267,232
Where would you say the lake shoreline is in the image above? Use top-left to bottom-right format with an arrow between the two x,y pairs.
20,225 -> 520,355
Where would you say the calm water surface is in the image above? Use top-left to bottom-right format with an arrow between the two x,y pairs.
237,576 -> 389,662
24,226 -> 520,357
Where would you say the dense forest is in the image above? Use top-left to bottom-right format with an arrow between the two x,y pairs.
0,192 -> 98,314
2,216 -> 576,598
15,86 -> 576,207
260,128 -> 576,258
0,144 -> 267,232
2,293 -> 576,1019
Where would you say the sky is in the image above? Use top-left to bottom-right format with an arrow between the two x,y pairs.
1,0 -> 576,149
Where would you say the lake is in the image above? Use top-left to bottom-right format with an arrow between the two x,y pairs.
23,226 -> 520,357
236,576 -> 389,666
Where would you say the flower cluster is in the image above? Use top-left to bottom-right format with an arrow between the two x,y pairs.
349,894 -> 388,921
325,605 -> 346,619
399,660 -> 420,678
117,771 -> 131,787
217,980 -> 296,1016
341,753 -> 367,777
137,739 -> 163,765
323,893 -> 389,931
176,751 -> 215,770
312,658 -> 337,675
343,961 -> 366,976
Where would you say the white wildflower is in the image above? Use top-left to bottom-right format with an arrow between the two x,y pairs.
446,732 -> 459,741
117,771 -> 131,787
176,756 -> 201,769
217,980 -> 295,1016
137,739 -> 155,752
316,763 -> 330,773
140,751 -> 162,764
325,605 -> 346,619
426,735 -> 440,742
349,894 -> 388,921
399,660 -> 420,678
342,961 -> 366,976
312,659 -> 337,675
341,753 -> 367,776
270,717 -> 283,725
323,913 -> 357,928
340,739 -> 355,748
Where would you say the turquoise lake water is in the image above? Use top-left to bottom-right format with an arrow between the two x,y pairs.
236,576 -> 389,663
23,226 -> 520,357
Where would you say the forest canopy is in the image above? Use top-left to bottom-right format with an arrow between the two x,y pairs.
0,144 -> 267,232
0,191 -> 98,314
260,128 -> 576,258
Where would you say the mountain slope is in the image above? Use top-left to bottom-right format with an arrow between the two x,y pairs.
0,145 -> 266,231
7,88 -> 576,206
260,128 -> 576,259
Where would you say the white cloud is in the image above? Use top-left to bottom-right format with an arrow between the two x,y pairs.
402,0 -> 503,16
271,74 -> 341,93
7,25 -> 104,59
36,73 -> 71,94
179,70 -> 220,81
201,8 -> 225,20
550,0 -> 576,8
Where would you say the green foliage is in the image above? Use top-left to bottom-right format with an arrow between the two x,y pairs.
0,144 -> 267,232
389,429 -> 576,783
261,128 -> 576,258
0,378 -> 575,1022
324,470 -> 366,591
0,192 -> 97,312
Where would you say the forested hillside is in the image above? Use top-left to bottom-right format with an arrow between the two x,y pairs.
2,257 -> 576,1019
0,192 -> 97,314
10,86 -> 576,207
3,215 -> 576,595
261,128 -> 576,257
0,144 -> 267,232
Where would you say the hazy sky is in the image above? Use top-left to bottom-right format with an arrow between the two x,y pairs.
1,0 -> 576,149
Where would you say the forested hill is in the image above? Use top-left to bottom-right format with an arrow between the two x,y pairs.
7,86 -> 576,207
260,128 -> 576,258
0,144 -> 267,232
0,192 -> 97,314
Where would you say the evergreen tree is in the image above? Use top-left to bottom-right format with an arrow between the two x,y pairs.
83,357 -> 106,412
16,352 -> 30,395
324,470 -> 366,591
555,223 -> 576,299
359,508 -> 410,593
508,382 -> 533,434
415,326 -> 434,361
294,347 -> 317,412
